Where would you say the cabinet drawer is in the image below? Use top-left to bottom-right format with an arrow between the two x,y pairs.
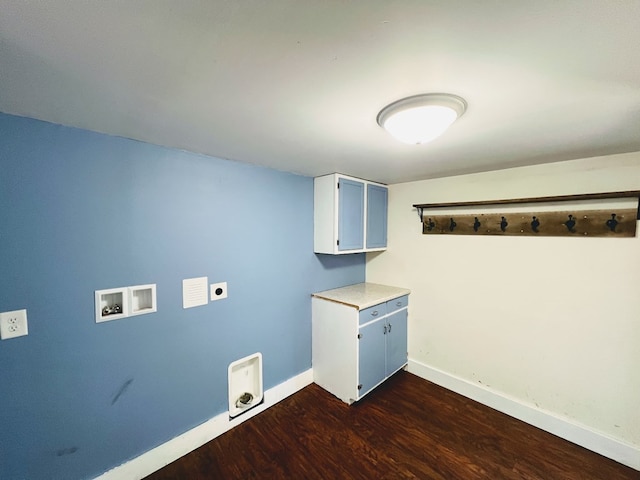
386,295 -> 408,313
359,303 -> 387,325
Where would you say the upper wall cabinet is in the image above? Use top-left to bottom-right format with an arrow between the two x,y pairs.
314,174 -> 388,254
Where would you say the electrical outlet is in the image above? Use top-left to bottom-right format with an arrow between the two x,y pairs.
0,309 -> 28,340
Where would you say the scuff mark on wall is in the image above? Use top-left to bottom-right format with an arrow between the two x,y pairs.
111,378 -> 134,406
56,447 -> 78,457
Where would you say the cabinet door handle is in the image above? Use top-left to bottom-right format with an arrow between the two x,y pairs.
371,311 -> 378,317
388,323 -> 392,333
383,325 -> 387,334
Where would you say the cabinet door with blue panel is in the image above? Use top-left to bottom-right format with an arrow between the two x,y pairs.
338,177 -> 365,251
358,318 -> 387,396
385,307 -> 408,376
366,183 -> 388,249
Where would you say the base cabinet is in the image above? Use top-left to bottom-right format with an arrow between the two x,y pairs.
312,287 -> 409,404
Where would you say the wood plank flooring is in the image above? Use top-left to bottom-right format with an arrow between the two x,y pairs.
145,372 -> 639,479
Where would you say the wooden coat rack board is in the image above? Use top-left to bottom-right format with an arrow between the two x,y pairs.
413,191 -> 640,238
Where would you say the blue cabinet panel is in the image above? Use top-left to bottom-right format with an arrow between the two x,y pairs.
387,295 -> 408,312
359,302 -> 388,325
366,183 -> 388,249
385,309 -> 408,376
338,178 -> 365,251
358,319 -> 386,395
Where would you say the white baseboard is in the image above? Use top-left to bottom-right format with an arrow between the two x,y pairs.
95,369 -> 313,480
408,359 -> 640,471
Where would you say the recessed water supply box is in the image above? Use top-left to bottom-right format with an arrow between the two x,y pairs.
228,352 -> 263,418
129,284 -> 157,316
95,287 -> 129,323
95,284 -> 158,323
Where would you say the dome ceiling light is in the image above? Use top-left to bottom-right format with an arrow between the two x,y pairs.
377,93 -> 467,145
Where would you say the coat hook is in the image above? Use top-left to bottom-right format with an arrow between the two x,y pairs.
605,213 -> 618,232
449,218 -> 457,232
531,216 -> 540,233
473,217 -> 481,232
500,216 -> 508,232
425,218 -> 436,232
564,214 -> 577,233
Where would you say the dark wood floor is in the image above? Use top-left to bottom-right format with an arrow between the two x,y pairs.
146,371 -> 639,479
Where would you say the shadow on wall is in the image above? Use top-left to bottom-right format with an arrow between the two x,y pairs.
315,253 -> 365,270
314,253 -> 366,290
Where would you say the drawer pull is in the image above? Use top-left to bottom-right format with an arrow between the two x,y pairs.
371,311 -> 378,317
396,301 -> 402,307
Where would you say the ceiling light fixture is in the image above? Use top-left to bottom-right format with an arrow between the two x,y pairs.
377,93 -> 467,145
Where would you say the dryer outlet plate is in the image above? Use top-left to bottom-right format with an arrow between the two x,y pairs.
210,282 -> 228,301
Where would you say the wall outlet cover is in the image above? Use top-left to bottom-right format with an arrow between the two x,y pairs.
210,282 -> 228,301
0,309 -> 29,340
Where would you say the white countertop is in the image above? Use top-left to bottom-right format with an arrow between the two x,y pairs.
312,282 -> 410,310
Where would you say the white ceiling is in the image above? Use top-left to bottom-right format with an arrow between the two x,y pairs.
1,1 -> 640,184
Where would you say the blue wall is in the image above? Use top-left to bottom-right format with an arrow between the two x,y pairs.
0,113 -> 365,480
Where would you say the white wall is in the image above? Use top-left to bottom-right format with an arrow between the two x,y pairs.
366,152 -> 640,455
